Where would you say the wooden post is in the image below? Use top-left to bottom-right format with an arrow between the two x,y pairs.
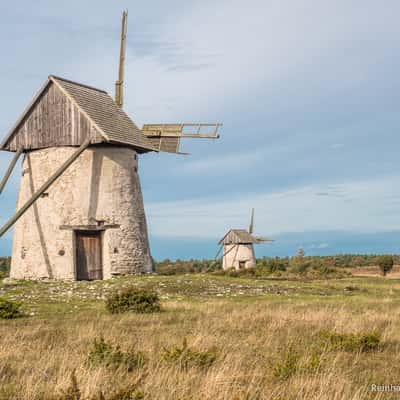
0,147 -> 23,196
115,10 -> 128,107
0,139 -> 90,238
249,208 -> 254,234
214,244 -> 223,260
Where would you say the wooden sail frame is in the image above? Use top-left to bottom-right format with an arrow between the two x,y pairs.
142,123 -> 222,153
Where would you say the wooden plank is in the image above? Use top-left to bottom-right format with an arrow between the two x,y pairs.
143,123 -> 222,139
76,232 -> 102,280
1,82 -> 101,151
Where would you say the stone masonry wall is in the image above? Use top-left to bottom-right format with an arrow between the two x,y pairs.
10,146 -> 153,280
222,244 -> 256,270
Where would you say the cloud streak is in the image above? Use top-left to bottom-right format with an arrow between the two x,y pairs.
146,175 -> 400,239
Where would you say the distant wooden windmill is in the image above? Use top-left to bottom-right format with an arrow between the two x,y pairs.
0,11 -> 221,280
218,209 -> 273,270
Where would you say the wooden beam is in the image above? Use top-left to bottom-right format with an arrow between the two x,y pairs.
0,147 -> 23,196
222,244 -> 238,259
115,10 -> 128,107
249,208 -> 254,234
0,139 -> 90,238
145,132 -> 220,139
214,244 -> 223,260
142,123 -> 222,139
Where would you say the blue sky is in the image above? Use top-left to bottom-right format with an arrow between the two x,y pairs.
1,0 -> 400,260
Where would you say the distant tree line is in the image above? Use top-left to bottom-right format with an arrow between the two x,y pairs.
156,259 -> 222,275
156,254 -> 400,275
257,254 -> 400,268
0,254 -> 397,278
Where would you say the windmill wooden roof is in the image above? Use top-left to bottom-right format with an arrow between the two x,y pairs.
0,75 -> 157,153
219,229 -> 257,245
219,229 -> 274,245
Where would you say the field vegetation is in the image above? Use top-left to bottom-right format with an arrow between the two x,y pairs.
0,255 -> 399,399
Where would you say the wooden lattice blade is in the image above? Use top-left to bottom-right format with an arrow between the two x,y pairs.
142,123 -> 221,154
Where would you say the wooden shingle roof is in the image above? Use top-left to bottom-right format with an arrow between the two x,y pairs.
0,76 -> 157,153
52,76 -> 156,152
219,229 -> 257,245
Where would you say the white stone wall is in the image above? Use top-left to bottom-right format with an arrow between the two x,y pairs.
222,244 -> 256,270
10,146 -> 153,280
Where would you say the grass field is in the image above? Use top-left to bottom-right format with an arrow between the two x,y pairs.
0,272 -> 399,399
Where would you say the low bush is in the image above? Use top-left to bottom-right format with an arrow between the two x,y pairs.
162,338 -> 217,370
272,346 -> 299,380
105,286 -> 161,314
377,255 -> 394,276
0,257 -> 11,277
267,258 -> 288,272
319,331 -> 381,352
255,258 -> 288,275
0,298 -> 22,319
87,337 -> 146,371
271,345 -> 325,381
105,386 -> 144,400
156,259 -> 221,275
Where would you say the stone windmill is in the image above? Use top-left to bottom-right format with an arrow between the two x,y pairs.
0,11 -> 221,280
218,209 -> 273,270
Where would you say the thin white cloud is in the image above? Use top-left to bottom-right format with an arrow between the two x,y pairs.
309,243 -> 329,249
59,0 -> 400,124
146,175 -> 400,239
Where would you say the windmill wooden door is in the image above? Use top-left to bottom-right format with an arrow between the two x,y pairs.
76,232 -> 103,280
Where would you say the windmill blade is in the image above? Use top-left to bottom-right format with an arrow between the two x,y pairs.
249,208 -> 254,234
142,123 -> 221,154
115,10 -> 128,107
214,244 -> 223,260
0,147 -> 23,196
254,236 -> 274,244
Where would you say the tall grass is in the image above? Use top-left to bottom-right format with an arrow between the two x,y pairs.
0,274 -> 398,399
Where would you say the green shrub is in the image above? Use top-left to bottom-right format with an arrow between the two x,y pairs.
162,338 -> 217,370
377,255 -> 394,276
290,259 -> 311,274
304,351 -> 323,373
104,386 -> 144,400
0,298 -> 22,319
268,258 -> 288,272
87,337 -> 146,371
0,257 -> 11,277
273,346 -> 299,380
105,286 -> 161,314
156,258 -> 222,275
319,331 -> 381,352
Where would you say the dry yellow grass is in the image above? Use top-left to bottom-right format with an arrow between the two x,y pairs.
350,265 -> 400,279
0,274 -> 399,399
